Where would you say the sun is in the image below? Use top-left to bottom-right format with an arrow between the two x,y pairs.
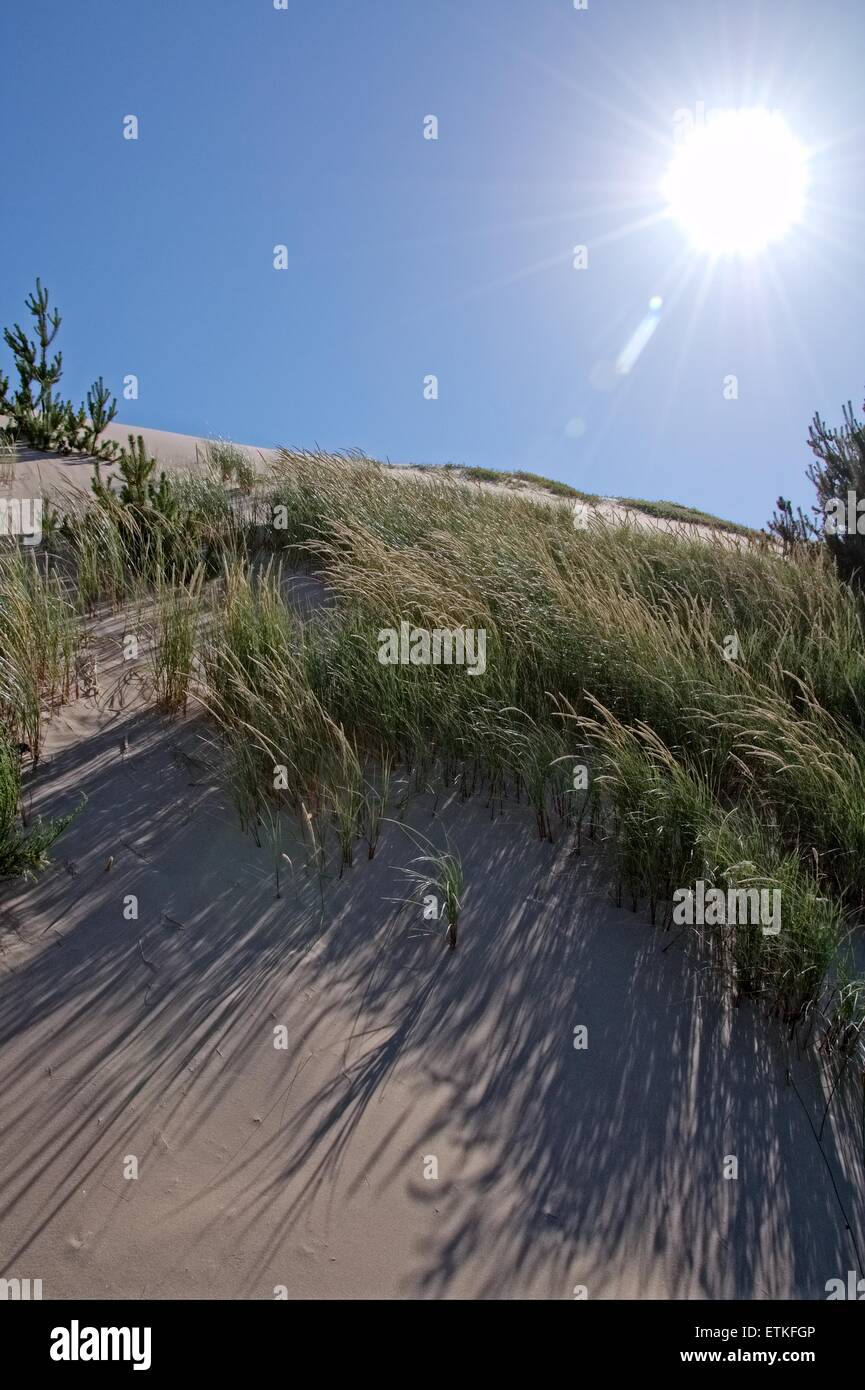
662,109 -> 808,257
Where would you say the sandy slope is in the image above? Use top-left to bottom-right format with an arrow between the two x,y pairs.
0,608 -> 862,1299
1,422 -> 748,543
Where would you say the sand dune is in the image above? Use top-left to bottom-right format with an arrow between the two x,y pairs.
1,421 -> 748,544
0,597 -> 861,1299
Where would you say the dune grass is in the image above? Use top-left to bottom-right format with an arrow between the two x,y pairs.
199,438 -> 257,492
0,546 -> 79,760
438,459 -> 758,534
389,824 -> 464,949
150,566 -> 205,713
253,449 -> 865,1042
3,444 -> 863,1052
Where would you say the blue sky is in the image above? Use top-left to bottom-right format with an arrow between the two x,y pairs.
3,0 -> 863,527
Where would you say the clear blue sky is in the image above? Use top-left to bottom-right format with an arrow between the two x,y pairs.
3,0 -> 863,527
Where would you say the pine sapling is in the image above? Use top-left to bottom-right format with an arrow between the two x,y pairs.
2,279 -> 68,450
79,378 -> 119,459
1,280 -> 119,456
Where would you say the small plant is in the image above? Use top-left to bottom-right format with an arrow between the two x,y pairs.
78,378 -> 120,459
806,397 -> 865,584
299,792 -> 328,912
103,434 -> 168,509
151,569 -> 204,713
225,734 -> 267,842
0,279 -> 118,456
389,823 -> 464,950
261,800 -> 291,899
87,437 -> 204,589
0,429 -> 16,485
822,967 -> 865,1061
767,495 -> 816,556
0,546 -> 80,758
38,498 -> 62,551
62,501 -> 129,612
0,735 -> 76,878
326,733 -> 364,876
363,748 -> 393,859
201,439 -> 255,491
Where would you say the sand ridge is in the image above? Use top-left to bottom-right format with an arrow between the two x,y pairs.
1,420 -> 749,545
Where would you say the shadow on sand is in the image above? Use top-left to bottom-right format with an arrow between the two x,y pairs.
0,696 -> 862,1299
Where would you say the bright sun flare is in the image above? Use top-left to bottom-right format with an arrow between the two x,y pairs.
662,109 -> 808,257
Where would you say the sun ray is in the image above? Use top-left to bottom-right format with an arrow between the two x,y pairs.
638,254 -> 718,475
761,255 -> 829,402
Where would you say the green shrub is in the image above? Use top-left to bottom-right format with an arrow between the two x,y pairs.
0,279 -> 118,458
806,397 -> 865,583
0,736 -> 75,879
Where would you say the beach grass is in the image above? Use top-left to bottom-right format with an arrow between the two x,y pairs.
4,442 -> 863,1051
